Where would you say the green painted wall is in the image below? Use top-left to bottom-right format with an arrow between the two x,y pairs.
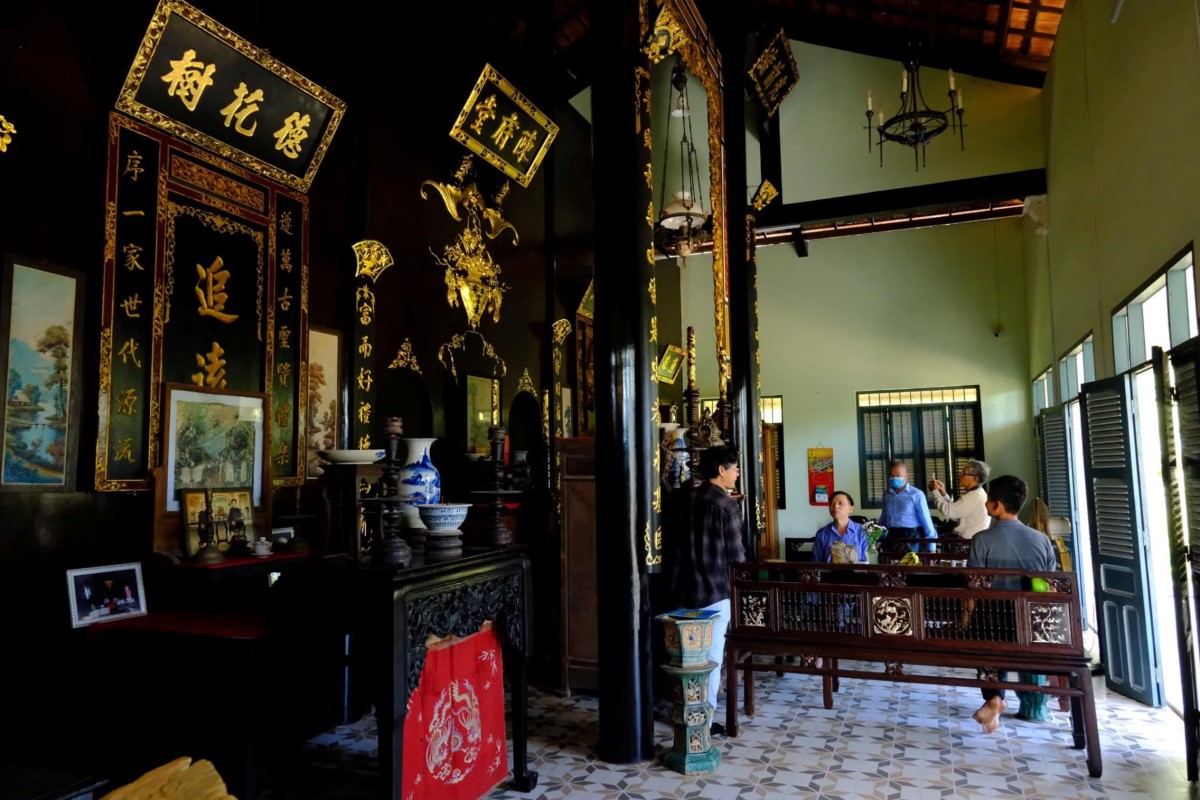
681,218 -> 1032,542
778,42 -> 1045,203
1032,0 -> 1200,378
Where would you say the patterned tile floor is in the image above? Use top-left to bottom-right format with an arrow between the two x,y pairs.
280,662 -> 1197,799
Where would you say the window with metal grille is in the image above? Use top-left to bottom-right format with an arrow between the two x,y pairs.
857,386 -> 984,507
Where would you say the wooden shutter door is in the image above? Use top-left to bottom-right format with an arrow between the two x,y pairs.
1080,375 -> 1162,705
1164,342 -> 1200,778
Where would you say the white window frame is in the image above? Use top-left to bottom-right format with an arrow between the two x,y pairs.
1033,366 -> 1054,416
1058,335 -> 1095,404
1113,246 -> 1197,373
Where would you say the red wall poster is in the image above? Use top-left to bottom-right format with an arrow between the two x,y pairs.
808,447 -> 834,506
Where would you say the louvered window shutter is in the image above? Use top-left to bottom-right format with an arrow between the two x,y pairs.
1164,341 -> 1200,780
1038,407 -> 1072,517
1170,347 -> 1200,553
920,407 -> 948,494
891,409 -> 918,484
1080,374 -> 1159,704
949,404 -> 985,495
860,409 -> 890,506
1082,383 -> 1136,560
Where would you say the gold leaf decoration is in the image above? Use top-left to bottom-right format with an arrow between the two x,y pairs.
0,115 -> 16,153
387,338 -> 422,374
552,318 -> 572,345
352,240 -> 394,283
517,367 -> 535,396
751,179 -> 779,212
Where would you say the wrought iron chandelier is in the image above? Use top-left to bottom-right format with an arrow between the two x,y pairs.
863,7 -> 964,171
655,56 -> 708,265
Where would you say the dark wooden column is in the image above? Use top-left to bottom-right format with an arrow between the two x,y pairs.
717,22 -> 765,555
591,0 -> 658,764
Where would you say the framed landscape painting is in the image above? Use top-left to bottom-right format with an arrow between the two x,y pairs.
306,327 -> 341,477
0,255 -> 85,491
163,383 -> 266,512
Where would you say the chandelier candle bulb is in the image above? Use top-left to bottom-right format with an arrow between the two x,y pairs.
867,90 -> 873,111
948,69 -> 955,91
901,70 -> 908,93
956,90 -> 963,110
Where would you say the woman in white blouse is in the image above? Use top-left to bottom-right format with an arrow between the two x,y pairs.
927,459 -> 991,539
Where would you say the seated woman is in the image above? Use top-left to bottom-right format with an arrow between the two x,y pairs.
812,490 -> 868,563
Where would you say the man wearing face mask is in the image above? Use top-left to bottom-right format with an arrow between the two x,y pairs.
878,460 -> 937,552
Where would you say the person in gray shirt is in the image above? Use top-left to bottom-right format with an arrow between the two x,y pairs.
966,474 -> 1058,732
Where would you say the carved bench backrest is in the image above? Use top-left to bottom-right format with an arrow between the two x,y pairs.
729,562 -> 1083,658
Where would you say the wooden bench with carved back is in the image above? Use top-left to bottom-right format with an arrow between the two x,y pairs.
725,561 -> 1101,777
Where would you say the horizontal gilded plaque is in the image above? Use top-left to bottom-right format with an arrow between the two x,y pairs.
115,0 -> 345,192
449,64 -> 558,188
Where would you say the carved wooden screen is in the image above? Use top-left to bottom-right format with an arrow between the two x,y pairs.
97,112 -> 308,492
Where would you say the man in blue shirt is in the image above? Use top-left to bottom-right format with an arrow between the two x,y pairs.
878,460 -> 937,552
812,491 -> 869,563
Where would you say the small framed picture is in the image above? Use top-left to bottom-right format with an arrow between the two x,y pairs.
561,387 -> 574,438
67,563 -> 147,628
656,345 -> 687,385
180,488 -> 208,525
179,488 -> 210,557
211,487 -> 253,540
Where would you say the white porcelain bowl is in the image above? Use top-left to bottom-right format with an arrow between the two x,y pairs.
414,503 -> 472,531
318,448 -> 386,464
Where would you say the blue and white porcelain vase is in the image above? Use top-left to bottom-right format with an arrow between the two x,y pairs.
398,438 -> 441,528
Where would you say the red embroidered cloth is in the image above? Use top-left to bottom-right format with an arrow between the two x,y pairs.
402,623 -> 508,800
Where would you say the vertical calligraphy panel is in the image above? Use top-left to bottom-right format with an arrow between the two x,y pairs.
270,192 -> 308,483
351,274 -> 377,449
97,117 -> 162,490
97,113 -> 310,497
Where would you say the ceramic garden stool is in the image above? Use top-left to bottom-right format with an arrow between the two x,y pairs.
1016,672 -> 1053,722
656,612 -> 721,774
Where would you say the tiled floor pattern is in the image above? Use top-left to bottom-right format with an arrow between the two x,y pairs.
285,661 -> 1197,799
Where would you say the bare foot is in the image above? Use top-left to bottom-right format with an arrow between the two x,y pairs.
973,696 -> 1007,729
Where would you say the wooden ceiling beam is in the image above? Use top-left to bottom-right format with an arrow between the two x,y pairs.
749,1 -> 1047,87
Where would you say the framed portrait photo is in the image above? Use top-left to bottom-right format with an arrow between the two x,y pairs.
0,254 -> 85,491
164,384 -> 266,513
211,487 -> 253,541
67,562 -> 147,628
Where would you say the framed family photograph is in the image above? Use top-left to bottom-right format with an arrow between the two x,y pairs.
0,254 -> 85,491
164,384 -> 266,513
67,562 -> 147,628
